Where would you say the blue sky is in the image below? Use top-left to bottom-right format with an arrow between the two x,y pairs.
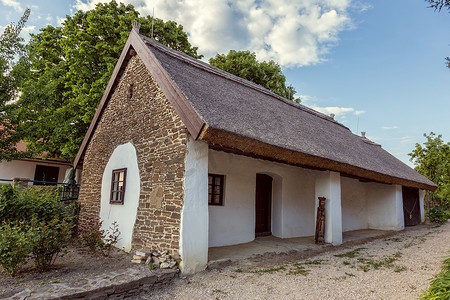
1,0 -> 449,166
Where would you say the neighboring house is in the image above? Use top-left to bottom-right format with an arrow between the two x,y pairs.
74,26 -> 437,274
0,140 -> 72,185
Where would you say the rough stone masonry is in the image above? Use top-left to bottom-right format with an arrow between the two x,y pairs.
77,54 -> 189,258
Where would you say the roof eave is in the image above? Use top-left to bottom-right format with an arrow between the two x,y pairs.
199,126 -> 437,191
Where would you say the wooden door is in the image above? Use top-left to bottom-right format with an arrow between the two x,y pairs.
402,186 -> 420,226
255,174 -> 272,236
34,165 -> 59,185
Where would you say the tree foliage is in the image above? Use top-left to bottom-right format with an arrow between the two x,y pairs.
1,1 -> 201,162
209,50 -> 300,103
426,0 -> 450,68
0,8 -> 32,160
409,132 -> 450,208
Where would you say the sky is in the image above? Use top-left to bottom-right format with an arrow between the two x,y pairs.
1,0 -> 449,166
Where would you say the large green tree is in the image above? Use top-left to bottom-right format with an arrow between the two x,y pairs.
409,132 -> 450,208
209,50 -> 300,103
0,8 -> 32,160
2,1 -> 201,162
426,0 -> 450,68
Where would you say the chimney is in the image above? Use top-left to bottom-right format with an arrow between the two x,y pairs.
361,132 -> 366,138
132,22 -> 141,33
329,113 -> 335,119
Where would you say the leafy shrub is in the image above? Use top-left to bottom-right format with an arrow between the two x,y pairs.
422,255 -> 450,299
0,222 -> 31,276
427,207 -> 450,225
0,184 -> 79,275
79,218 -> 120,256
29,217 -> 73,272
0,184 -> 68,224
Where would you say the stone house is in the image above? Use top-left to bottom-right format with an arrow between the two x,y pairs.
74,27 -> 436,274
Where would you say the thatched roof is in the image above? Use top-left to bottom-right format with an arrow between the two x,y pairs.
74,29 -> 436,191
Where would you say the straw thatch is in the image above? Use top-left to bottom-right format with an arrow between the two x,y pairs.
74,29 -> 437,191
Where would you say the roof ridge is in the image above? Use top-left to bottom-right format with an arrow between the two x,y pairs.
140,35 -> 349,130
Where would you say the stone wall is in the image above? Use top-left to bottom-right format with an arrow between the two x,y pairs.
78,54 -> 189,256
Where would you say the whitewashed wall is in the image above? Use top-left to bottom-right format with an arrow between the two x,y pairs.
341,177 -> 368,231
367,183 -> 404,231
208,150 -> 318,247
100,143 -> 140,252
207,149 -> 407,248
180,138 -> 209,274
0,159 -> 70,183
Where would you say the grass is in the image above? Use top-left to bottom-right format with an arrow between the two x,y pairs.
385,237 -> 403,243
288,265 -> 310,276
421,255 -> 450,299
334,247 -> 406,273
302,259 -> 324,265
334,247 -> 367,258
251,266 -> 286,274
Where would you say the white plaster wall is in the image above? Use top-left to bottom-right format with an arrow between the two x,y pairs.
341,177 -> 368,231
419,189 -> 425,223
208,150 -> 317,248
367,183 -> 404,231
180,138 -> 209,274
100,143 -> 140,252
0,159 -> 70,183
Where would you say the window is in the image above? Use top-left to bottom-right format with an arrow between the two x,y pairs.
110,168 -> 127,204
208,174 -> 224,206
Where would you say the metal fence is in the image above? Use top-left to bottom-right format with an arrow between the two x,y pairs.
0,178 -> 80,202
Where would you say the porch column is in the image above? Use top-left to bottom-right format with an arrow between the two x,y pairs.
315,171 -> 342,245
179,138 -> 209,274
419,189 -> 425,223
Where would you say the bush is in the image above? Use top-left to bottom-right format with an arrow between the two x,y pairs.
427,207 -> 450,225
79,218 -> 120,256
0,184 -> 68,224
0,222 -> 31,276
29,217 -> 73,272
422,255 -> 450,299
0,184 -> 79,275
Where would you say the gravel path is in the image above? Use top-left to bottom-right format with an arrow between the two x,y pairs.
143,222 -> 450,300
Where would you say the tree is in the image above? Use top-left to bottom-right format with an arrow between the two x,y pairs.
426,0 -> 450,68
1,1 -> 201,162
209,50 -> 300,103
0,8 -> 32,160
409,132 -> 450,208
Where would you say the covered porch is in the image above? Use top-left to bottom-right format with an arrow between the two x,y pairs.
208,229 -> 393,263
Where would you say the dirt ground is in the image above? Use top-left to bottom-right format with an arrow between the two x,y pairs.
143,222 -> 450,300
0,241 -> 135,298
1,223 -> 448,300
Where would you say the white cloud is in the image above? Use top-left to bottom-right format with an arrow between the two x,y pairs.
1,0 -> 22,12
381,126 -> 398,130
400,136 -> 414,144
21,25 -> 35,39
74,0 -> 355,66
308,105 -> 365,117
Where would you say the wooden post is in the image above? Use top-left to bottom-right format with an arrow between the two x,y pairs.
315,197 -> 326,244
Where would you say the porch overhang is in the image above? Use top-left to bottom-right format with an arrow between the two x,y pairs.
198,126 -> 437,192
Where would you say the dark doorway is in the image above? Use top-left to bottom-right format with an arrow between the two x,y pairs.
34,165 -> 59,185
255,174 -> 273,236
402,186 -> 420,226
